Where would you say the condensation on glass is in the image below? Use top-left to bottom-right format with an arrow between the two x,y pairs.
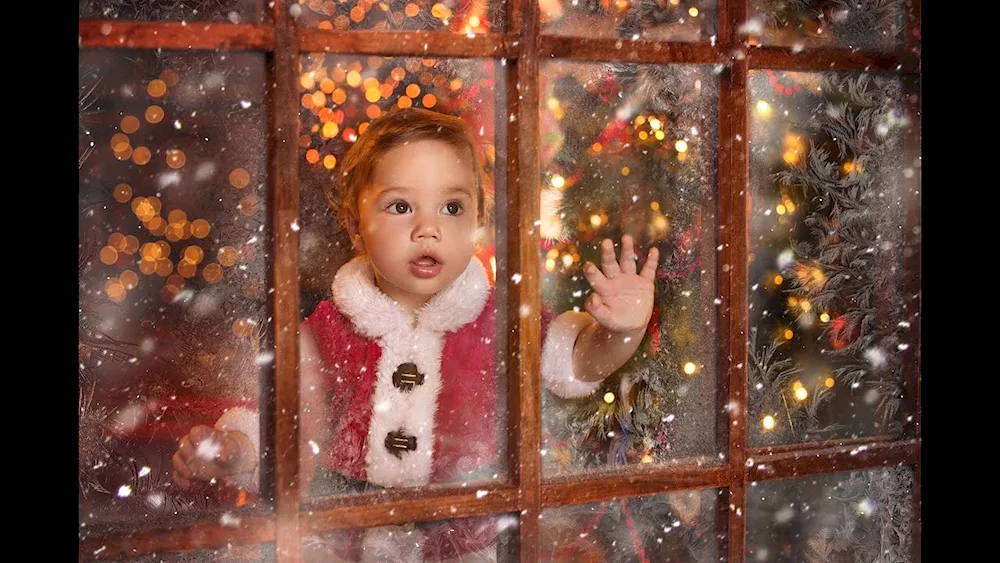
747,70 -> 916,447
541,0 -> 718,42
746,467 -> 914,562
80,0 -> 262,22
303,514 -> 518,562
540,489 -> 722,561
296,54 -> 507,497
120,544 -> 276,562
744,0 -> 906,51
293,0 -> 507,34
539,60 -> 719,475
78,49 -> 269,524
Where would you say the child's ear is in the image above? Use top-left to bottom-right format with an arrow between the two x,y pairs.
344,217 -> 366,253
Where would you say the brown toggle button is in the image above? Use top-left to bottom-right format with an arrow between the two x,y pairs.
392,362 -> 424,391
384,430 -> 417,458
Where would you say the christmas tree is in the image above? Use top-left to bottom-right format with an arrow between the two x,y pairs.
747,69 -> 913,447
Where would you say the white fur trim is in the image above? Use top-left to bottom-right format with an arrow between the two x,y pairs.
361,526 -> 425,563
214,406 -> 260,492
540,311 -> 602,399
332,256 -> 490,338
331,255 -> 490,488
364,325 -> 443,487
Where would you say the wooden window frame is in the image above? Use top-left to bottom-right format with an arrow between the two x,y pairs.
78,1 -> 922,561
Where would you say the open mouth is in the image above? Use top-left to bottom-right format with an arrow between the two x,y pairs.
409,253 -> 443,278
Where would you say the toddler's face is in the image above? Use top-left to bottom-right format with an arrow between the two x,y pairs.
354,139 -> 480,311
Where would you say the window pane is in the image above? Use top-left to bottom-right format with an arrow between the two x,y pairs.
293,0 -> 507,33
746,467 -> 914,562
744,0 -> 905,51
303,514 -> 518,562
540,489 -> 722,561
80,0 -> 261,23
539,60 -> 720,475
747,70 -> 917,447
79,50 -> 270,523
119,544 -> 275,562
541,0 -> 718,42
297,55 -> 507,497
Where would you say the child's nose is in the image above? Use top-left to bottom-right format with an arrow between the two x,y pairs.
412,214 -> 441,241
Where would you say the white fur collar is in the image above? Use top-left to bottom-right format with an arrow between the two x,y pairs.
331,255 -> 490,337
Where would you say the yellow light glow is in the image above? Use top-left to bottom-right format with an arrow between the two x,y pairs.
800,301 -> 812,312
794,387 -> 808,401
469,15 -> 480,27
776,205 -> 787,215
756,100 -> 772,117
683,362 -> 697,375
641,454 -> 654,463
762,415 -> 775,430
649,117 -> 661,131
590,214 -> 602,228
654,130 -> 665,140
550,174 -> 565,189
324,155 -> 337,169
229,168 -> 250,189
300,72 -> 315,90
121,115 -> 140,134
346,70 -> 362,87
99,246 -> 118,265
603,392 -> 615,404
113,183 -> 132,203
674,140 -> 688,153
145,105 -> 164,123
635,115 -> 646,125
820,312 -> 831,323
688,7 -> 699,17
545,258 -> 556,272
322,121 -> 339,138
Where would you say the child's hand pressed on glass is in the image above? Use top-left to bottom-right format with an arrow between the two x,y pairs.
581,234 -> 659,334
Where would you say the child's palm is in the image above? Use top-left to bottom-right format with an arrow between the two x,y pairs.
582,235 -> 659,333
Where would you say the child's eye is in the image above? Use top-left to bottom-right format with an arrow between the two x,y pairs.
442,201 -> 463,215
387,201 -> 410,214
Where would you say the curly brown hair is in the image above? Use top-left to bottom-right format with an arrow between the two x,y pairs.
329,107 -> 492,233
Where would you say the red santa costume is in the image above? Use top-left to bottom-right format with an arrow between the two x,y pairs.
214,255 -> 601,561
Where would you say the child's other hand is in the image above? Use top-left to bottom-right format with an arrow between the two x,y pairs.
171,425 -> 248,488
581,234 -> 659,333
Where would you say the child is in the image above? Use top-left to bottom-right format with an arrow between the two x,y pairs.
171,107 -> 659,560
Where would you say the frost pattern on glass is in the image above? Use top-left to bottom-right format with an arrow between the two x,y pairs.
748,70 -> 914,447
119,544 -> 275,562
293,0 -> 506,34
80,0 -> 259,22
303,514 -> 518,562
539,61 -> 719,475
541,0 -> 718,42
540,490 -> 721,561
297,54 -> 506,496
744,0 -> 904,51
79,50 -> 268,525
746,467 -> 913,562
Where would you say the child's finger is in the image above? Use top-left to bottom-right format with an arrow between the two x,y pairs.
599,238 -> 622,278
619,234 -> 637,275
172,450 -> 193,480
581,261 -> 608,293
584,292 -> 612,326
172,470 -> 191,489
639,247 -> 660,281
178,435 -> 196,464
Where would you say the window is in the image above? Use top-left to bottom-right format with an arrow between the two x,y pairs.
79,1 -> 921,561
